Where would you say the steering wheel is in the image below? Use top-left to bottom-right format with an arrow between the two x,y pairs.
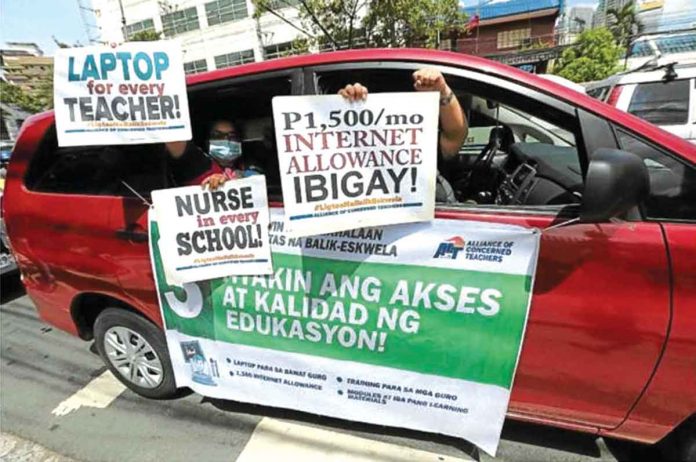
455,130 -> 503,201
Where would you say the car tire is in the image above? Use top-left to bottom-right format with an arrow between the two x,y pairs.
94,308 -> 178,399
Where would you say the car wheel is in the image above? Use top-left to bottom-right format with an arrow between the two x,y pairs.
94,308 -> 177,399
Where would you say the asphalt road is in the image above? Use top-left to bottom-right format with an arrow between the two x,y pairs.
0,275 -> 655,462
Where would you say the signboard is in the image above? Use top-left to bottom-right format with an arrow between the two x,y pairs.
54,41 -> 191,147
151,176 -> 272,285
150,208 -> 540,456
272,93 -> 439,237
637,0 -> 664,11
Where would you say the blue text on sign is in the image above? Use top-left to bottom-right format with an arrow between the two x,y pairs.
68,51 -> 170,81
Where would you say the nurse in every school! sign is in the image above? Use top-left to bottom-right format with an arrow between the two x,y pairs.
53,41 -> 191,147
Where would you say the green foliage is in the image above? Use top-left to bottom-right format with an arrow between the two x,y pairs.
554,28 -> 623,83
363,0 -> 466,48
128,30 -> 163,41
0,80 -> 52,114
253,0 -> 465,50
253,0 -> 367,50
607,1 -> 643,49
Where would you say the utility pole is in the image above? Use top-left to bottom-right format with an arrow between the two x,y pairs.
118,0 -> 127,40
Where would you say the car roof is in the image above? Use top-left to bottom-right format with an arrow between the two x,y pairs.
25,48 -> 696,162
588,59 -> 696,88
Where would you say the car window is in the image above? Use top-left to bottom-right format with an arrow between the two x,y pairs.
627,79 -> 690,125
616,128 -> 696,221
629,40 -> 653,57
187,73 -> 293,201
25,127 -> 167,197
586,86 -> 609,101
315,67 -> 584,208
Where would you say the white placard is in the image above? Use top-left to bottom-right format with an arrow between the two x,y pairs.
54,41 -> 191,147
151,176 -> 272,285
272,93 -> 439,237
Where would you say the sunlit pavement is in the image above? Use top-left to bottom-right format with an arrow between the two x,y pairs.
0,275 -> 655,462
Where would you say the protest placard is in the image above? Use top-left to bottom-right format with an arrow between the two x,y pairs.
272,93 -> 439,237
149,208 -> 540,456
54,41 -> 191,147
151,176 -> 272,285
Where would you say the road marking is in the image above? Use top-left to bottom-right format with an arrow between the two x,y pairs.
236,417 -> 472,462
51,371 -> 126,417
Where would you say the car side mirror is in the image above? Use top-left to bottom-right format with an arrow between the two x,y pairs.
580,148 -> 649,223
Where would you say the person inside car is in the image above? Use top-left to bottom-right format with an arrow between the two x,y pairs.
338,68 -> 468,203
164,120 -> 262,190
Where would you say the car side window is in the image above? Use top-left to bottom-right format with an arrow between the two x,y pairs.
186,73 -> 293,201
315,67 -> 585,208
616,128 -> 696,221
627,80 -> 690,125
25,127 -> 167,197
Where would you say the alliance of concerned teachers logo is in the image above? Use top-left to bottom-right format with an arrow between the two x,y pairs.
433,236 -> 466,259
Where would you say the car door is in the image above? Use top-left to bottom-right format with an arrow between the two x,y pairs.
7,122 -> 152,333
111,70 -> 300,326
308,62 -> 671,430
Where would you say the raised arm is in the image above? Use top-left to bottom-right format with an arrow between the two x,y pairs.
412,68 -> 468,159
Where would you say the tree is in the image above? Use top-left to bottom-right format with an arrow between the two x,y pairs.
553,28 -> 623,83
607,1 -> 643,50
252,0 -> 465,51
0,81 -> 51,113
128,30 -> 162,41
253,0 -> 368,50
363,0 -> 466,48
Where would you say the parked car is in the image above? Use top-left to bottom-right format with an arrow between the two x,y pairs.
3,49 -> 696,459
586,60 -> 696,143
624,31 -> 696,71
0,140 -> 18,277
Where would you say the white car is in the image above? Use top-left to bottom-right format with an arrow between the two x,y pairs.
586,61 -> 696,143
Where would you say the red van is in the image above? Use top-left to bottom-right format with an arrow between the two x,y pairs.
4,49 -> 696,459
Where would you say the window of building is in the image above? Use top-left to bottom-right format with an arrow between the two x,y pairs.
629,40 -> 653,58
627,79 -> 690,125
184,59 -> 208,74
161,7 -> 200,37
655,33 -> 696,54
125,18 -> 155,38
497,28 -> 531,49
263,42 -> 294,60
205,0 -> 248,26
214,49 -> 255,68
616,128 -> 696,221
266,0 -> 300,8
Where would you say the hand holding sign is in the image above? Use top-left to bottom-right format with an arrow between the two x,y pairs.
272,92 -> 439,237
152,176 -> 272,285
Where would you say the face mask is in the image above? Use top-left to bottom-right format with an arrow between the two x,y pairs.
208,140 -> 242,165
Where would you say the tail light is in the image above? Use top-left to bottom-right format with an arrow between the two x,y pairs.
606,85 -> 624,106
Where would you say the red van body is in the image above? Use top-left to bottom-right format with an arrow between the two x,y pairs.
4,49 -> 696,448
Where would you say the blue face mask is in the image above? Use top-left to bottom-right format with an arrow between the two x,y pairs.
208,140 -> 242,166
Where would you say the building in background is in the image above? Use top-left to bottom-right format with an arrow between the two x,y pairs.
635,0 -> 696,33
91,0 -> 304,74
457,0 -> 562,73
0,42 -> 53,97
557,5 -> 595,45
592,0 -> 633,28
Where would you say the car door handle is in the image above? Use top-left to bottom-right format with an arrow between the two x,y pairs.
116,227 -> 148,243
